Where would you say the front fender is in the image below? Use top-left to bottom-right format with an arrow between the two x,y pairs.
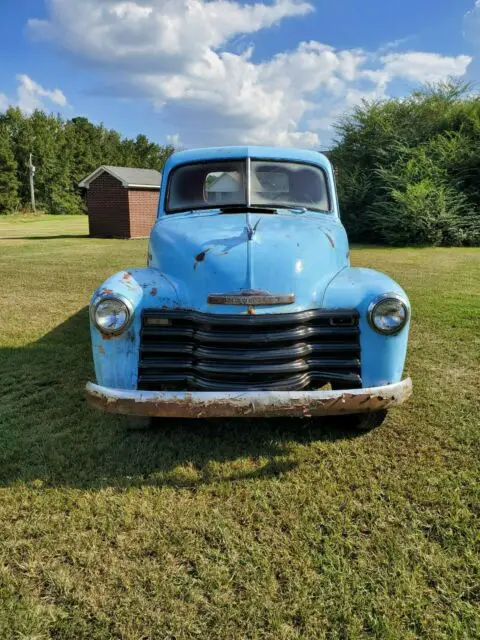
90,268 -> 183,389
323,268 -> 410,387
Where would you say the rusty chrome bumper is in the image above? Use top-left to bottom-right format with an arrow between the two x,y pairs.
85,378 -> 412,418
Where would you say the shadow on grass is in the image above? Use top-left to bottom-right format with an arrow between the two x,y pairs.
0,308 -> 361,490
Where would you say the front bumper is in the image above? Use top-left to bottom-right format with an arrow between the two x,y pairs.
85,378 -> 412,418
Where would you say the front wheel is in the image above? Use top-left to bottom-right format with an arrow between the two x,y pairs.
342,410 -> 388,432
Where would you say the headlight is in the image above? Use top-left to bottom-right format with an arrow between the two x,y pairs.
92,296 -> 133,335
368,294 -> 409,335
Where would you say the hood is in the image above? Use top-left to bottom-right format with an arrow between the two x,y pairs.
149,211 -> 349,313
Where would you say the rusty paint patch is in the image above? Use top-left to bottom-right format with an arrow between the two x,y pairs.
194,249 -> 210,270
100,288 -> 113,295
101,333 -> 114,341
122,271 -> 133,280
324,231 -> 335,248
98,345 -> 106,355
247,306 -> 256,315
151,287 -> 157,296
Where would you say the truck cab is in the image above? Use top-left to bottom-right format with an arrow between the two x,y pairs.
86,146 -> 411,430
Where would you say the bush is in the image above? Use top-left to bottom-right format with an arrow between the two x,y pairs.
331,82 -> 480,246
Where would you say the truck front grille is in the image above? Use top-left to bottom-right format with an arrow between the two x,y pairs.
138,309 -> 362,392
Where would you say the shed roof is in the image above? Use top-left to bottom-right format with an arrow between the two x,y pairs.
79,165 -> 162,189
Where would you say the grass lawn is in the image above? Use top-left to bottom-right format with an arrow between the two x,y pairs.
0,216 -> 479,639
0,214 -> 88,240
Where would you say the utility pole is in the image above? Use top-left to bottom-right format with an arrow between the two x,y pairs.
28,153 -> 36,212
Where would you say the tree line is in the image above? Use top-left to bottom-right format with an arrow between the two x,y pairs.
0,107 -> 174,215
0,83 -> 479,245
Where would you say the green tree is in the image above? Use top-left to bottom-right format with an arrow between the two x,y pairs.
0,123 -> 20,213
0,107 -> 34,205
0,108 -> 175,215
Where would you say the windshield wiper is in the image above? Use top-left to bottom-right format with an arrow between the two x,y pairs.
219,204 -> 278,214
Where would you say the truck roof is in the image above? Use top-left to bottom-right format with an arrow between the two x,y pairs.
166,146 -> 330,170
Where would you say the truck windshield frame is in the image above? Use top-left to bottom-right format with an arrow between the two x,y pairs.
165,159 -> 331,214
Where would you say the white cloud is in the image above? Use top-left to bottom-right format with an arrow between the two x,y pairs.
381,52 -> 472,83
464,0 -> 480,44
16,74 -> 68,114
27,0 -> 471,147
28,0 -> 313,66
0,75 -> 68,114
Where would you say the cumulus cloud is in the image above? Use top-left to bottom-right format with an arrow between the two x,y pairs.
0,75 -> 68,114
28,0 -> 471,147
381,52 -> 472,83
16,74 -> 68,113
28,0 -> 313,67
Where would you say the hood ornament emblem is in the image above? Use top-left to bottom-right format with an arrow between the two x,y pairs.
208,290 -> 295,305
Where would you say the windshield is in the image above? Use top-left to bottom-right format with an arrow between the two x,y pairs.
166,160 -> 330,213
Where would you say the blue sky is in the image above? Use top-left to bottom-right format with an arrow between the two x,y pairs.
0,0 -> 478,149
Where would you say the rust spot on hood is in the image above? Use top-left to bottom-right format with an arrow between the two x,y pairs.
194,249 -> 210,270
150,287 -> 157,296
100,288 -> 113,295
247,306 -> 256,315
122,271 -> 133,280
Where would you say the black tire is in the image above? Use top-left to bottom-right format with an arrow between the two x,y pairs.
343,409 -> 388,432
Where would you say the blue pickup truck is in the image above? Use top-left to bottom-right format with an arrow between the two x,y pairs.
86,146 -> 412,430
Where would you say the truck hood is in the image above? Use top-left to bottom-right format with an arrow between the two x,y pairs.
149,211 -> 349,313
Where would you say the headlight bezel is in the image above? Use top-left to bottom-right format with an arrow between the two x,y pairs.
367,293 -> 410,336
91,294 -> 134,336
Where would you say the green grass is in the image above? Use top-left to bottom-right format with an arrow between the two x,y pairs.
0,214 -> 88,239
0,217 -> 479,639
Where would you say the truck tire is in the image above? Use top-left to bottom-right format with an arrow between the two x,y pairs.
343,409 -> 388,431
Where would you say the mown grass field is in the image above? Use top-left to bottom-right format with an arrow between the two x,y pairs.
0,215 -> 479,639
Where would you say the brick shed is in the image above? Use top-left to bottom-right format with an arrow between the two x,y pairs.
79,166 -> 162,239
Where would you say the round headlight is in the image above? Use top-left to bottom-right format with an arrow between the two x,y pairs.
368,294 -> 409,335
92,296 -> 132,335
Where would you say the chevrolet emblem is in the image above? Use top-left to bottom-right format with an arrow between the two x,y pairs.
208,291 -> 295,305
